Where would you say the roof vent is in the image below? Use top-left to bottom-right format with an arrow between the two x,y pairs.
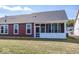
5,19 -> 6,22
5,16 -> 7,22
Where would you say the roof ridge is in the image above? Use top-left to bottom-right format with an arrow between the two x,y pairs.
0,10 -> 65,18
32,10 -> 65,14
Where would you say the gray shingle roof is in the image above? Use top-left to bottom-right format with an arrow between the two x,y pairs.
0,10 -> 68,24
32,10 -> 68,20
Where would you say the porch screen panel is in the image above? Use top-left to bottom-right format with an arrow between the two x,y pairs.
52,23 -> 55,33
46,24 -> 51,33
51,23 -> 64,33
61,23 -> 64,33
41,24 -> 45,33
54,23 -> 57,33
57,23 -> 61,33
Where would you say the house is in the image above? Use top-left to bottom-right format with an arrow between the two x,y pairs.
67,26 -> 74,35
74,10 -> 79,36
0,10 -> 68,39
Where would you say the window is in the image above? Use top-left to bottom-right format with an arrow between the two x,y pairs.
13,24 -> 19,34
41,24 -> 45,33
5,25 -> 8,33
26,24 -> 32,35
1,26 -> 4,33
0,25 -> 8,34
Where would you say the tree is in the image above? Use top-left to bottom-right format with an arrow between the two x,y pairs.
67,19 -> 75,27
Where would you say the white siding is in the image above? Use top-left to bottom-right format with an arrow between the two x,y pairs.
74,19 -> 79,36
40,33 -> 66,39
78,14 -> 79,18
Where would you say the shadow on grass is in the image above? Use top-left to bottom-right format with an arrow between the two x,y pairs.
66,36 -> 79,44
0,36 -> 79,44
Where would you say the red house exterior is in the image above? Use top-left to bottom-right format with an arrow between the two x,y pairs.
0,10 -> 68,39
0,23 -> 34,37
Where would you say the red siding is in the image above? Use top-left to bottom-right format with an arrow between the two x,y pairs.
8,24 -> 13,35
19,23 -> 26,36
0,23 -> 34,37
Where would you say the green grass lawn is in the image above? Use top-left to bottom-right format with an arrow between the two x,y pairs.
0,37 -> 79,54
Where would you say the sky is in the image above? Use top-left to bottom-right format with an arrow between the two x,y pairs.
0,5 -> 79,19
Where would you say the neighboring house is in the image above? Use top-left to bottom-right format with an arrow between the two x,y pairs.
67,26 -> 74,35
0,10 -> 68,39
74,10 -> 79,36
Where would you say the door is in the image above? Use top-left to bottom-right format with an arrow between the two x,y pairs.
36,26 -> 40,37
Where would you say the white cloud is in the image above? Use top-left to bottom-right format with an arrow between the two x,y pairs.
0,5 -> 32,11
24,7 -> 32,11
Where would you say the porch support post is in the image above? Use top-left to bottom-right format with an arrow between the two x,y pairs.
64,22 -> 67,38
34,23 -> 36,38
64,22 -> 67,33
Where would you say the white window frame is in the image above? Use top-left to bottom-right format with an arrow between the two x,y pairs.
26,24 -> 32,35
13,24 -> 19,34
0,25 -> 8,34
